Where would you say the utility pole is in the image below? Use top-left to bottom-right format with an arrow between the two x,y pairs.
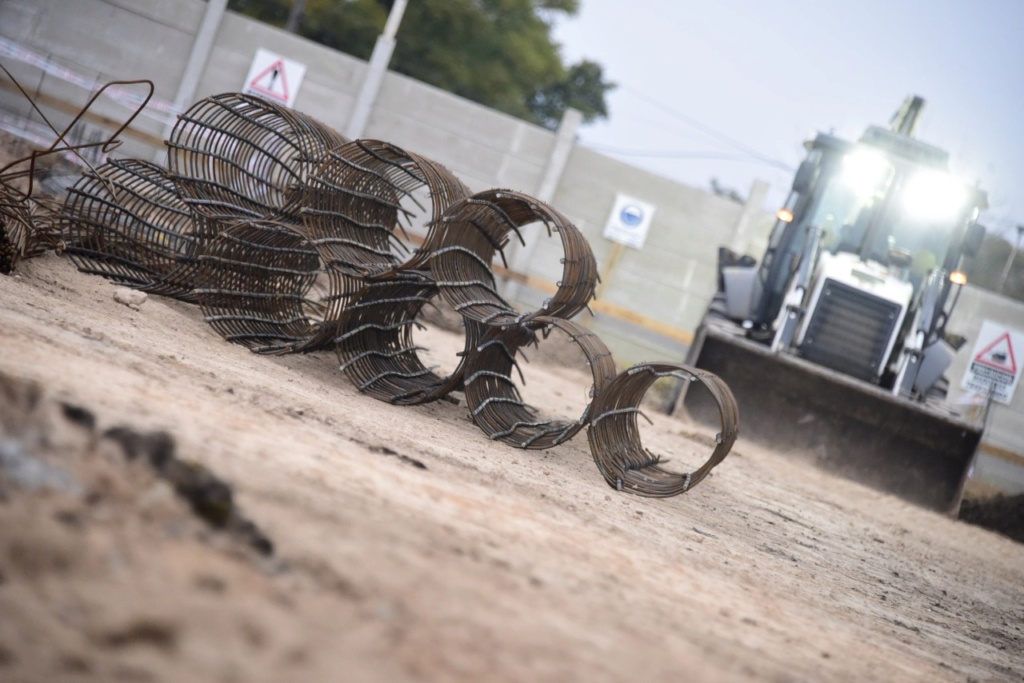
160,0 -> 228,147
284,0 -> 307,33
345,0 -> 408,140
998,223 -> 1024,294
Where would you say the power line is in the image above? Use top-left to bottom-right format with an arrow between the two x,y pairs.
617,84 -> 796,173
582,145 -> 770,163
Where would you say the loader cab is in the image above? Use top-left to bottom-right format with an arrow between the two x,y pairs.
747,127 -> 984,338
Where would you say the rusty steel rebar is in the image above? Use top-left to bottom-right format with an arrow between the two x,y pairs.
587,362 -> 739,497
193,217 -> 328,353
21,85 -> 741,499
462,316 -> 617,449
61,158 -> 201,300
166,92 -> 346,227
303,139 -> 471,276
306,140 -> 479,403
0,73 -> 158,274
430,189 -> 598,326
0,185 -> 33,274
333,271 -> 485,404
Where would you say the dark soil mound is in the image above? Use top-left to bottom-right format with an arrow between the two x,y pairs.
960,494 -> 1024,544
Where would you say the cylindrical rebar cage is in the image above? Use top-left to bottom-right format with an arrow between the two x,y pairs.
61,158 -> 201,300
587,362 -> 739,497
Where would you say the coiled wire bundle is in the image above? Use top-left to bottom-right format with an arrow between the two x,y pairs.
166,92 -> 347,225
587,362 -> 738,497
431,189 -> 598,325
193,218 -> 325,353
166,93 -> 350,352
1,155 -> 67,275
462,316 -> 617,448
308,140 -> 479,403
303,139 -> 471,275
0,184 -> 33,274
44,91 -> 740,499
61,159 -> 200,300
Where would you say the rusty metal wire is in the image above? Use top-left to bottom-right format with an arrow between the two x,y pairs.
8,82 -> 741,498
333,271 -> 482,404
0,186 -> 33,274
163,93 -> 348,352
166,92 -> 346,226
431,189 -> 598,326
304,140 -> 477,402
61,159 -> 201,300
193,218 -> 329,353
2,168 -> 79,274
0,72 -> 156,274
587,362 -> 739,497
303,139 -> 471,276
462,317 -> 617,449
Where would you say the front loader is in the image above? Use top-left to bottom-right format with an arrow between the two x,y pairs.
669,97 -> 988,513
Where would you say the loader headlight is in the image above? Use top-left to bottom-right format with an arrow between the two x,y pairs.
949,270 -> 967,286
901,171 -> 967,221
841,150 -> 891,198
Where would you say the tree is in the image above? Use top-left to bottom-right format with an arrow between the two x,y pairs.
527,59 -> 612,129
227,0 -> 614,129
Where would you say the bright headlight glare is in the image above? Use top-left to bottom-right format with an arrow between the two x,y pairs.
841,150 -> 890,198
950,270 -> 967,286
901,170 -> 967,220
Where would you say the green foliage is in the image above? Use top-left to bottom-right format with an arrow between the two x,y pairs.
527,59 -> 613,129
227,0 -> 613,129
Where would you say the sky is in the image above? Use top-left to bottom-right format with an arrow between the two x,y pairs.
551,0 -> 1024,239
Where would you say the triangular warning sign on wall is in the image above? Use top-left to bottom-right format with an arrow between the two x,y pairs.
248,60 -> 290,103
973,332 -> 1017,374
242,49 -> 306,108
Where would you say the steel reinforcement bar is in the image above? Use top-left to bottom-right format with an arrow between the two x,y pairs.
44,91 -> 739,498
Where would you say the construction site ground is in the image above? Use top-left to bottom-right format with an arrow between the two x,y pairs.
1,240 -> 1022,682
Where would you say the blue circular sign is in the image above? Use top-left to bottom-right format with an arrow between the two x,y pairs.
620,204 -> 644,227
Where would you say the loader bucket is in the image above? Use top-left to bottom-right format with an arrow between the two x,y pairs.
673,321 -> 981,514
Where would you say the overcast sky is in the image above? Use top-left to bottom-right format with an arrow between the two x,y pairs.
552,0 -> 1024,239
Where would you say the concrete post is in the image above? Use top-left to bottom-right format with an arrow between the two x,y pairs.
159,0 -> 227,153
535,107 -> 582,203
345,0 -> 407,140
500,107 -> 583,300
729,179 -> 770,256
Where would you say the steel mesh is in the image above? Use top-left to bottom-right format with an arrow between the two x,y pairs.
463,316 -> 617,449
61,158 -> 201,300
587,362 -> 739,497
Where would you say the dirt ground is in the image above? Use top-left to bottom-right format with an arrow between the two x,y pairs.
1,241 -> 1022,683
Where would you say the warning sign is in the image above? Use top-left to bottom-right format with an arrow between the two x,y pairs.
242,48 -> 306,108
961,320 -> 1024,404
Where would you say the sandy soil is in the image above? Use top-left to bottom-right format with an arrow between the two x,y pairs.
1,243 -> 1022,683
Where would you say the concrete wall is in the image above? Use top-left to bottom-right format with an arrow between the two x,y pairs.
0,0 -> 773,369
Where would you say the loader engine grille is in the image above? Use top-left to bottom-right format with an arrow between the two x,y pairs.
799,279 -> 901,382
